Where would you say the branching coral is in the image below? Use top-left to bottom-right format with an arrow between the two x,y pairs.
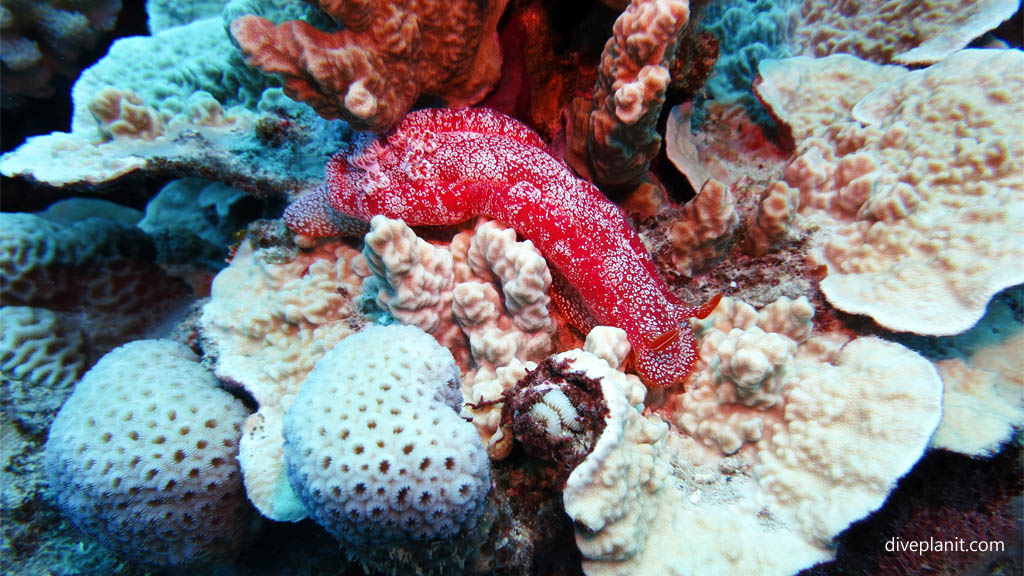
230,0 -> 510,130
658,178 -> 739,276
201,214 -> 559,514
354,216 -> 558,460
569,0 -> 692,191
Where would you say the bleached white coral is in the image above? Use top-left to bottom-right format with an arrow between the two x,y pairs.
284,325 -> 489,541
200,237 -> 364,521
754,337 -> 942,542
561,349 -> 670,566
567,295 -> 944,576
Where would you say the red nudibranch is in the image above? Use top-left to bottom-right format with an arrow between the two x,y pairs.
285,107 -> 720,387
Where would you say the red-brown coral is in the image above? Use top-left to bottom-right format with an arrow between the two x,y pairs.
230,0 -> 510,131
569,0 -> 692,192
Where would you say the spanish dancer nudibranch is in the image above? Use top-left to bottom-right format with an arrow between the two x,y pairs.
285,107 -> 720,387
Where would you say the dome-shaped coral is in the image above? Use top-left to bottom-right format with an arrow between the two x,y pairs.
283,324 -> 492,574
44,339 -> 251,566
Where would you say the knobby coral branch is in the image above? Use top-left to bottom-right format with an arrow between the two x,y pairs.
230,0 -> 510,131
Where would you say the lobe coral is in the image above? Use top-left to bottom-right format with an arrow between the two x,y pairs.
285,107 -> 719,387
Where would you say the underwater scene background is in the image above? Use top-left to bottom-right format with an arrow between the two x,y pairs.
1,0 -> 1022,574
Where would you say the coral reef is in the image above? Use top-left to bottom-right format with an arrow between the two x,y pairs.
0,307 -> 86,435
2,0 -> 1022,573
500,354 -> 612,477
908,287 -> 1024,457
692,0 -> 1018,131
1,6 -> 347,193
789,0 -> 1021,64
354,216 -> 558,459
230,0 -> 510,131
655,178 -> 739,276
567,296 -> 943,575
697,0 -> 793,124
0,210 -> 192,357
145,0 -> 223,33
200,229 -> 365,521
758,50 -> 1024,335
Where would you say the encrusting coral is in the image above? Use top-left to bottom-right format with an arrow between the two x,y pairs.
756,49 -> 1024,335
789,0 -> 1021,65
200,229 -> 365,521
230,0 -> 510,131
0,4 -> 347,193
562,295 -> 944,576
912,287 -> 1024,457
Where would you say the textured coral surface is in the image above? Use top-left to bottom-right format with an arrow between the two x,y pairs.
1,0 -> 1022,574
231,0 -> 510,130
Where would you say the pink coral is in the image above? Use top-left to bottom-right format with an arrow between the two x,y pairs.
569,0 -> 691,191
285,107 -> 719,387
229,0 -> 509,131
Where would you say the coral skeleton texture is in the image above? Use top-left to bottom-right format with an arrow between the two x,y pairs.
1,0 -> 1021,573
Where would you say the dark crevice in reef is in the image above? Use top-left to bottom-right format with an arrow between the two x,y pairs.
802,440 -> 1023,576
